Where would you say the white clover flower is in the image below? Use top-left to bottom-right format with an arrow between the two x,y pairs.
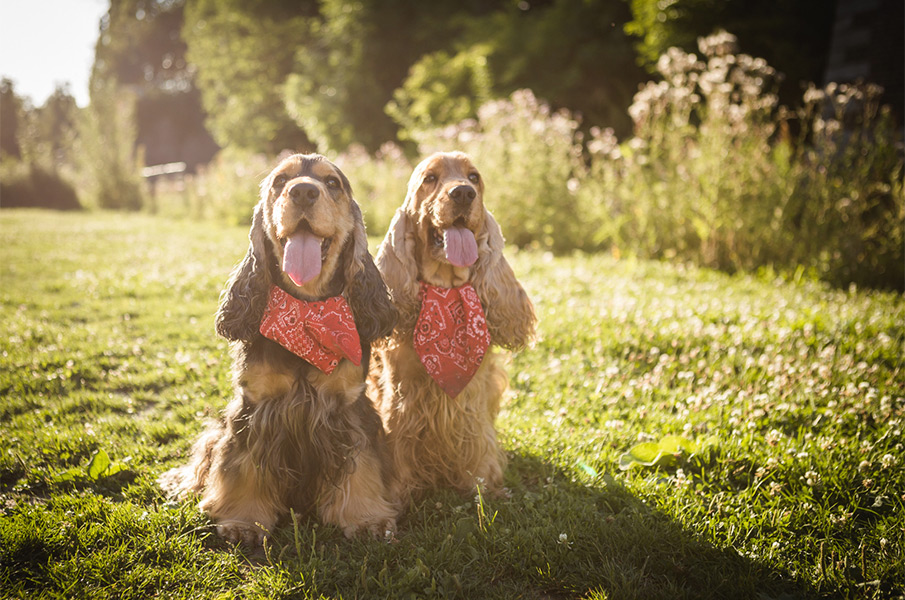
881,454 -> 897,469
804,470 -> 819,486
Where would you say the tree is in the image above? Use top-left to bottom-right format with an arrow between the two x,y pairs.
467,0 -> 645,138
19,84 -> 80,170
93,0 -> 218,169
183,0 -> 642,151
0,78 -> 22,159
183,0 -> 313,154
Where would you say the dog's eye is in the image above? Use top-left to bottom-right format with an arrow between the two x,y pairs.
423,173 -> 437,185
325,176 -> 341,189
468,172 -> 480,184
272,174 -> 288,190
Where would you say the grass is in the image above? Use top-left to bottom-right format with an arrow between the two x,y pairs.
1,209 -> 903,599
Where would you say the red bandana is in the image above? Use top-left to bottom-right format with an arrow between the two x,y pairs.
259,286 -> 361,374
414,282 -> 490,398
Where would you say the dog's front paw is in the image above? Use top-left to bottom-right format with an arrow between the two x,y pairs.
216,520 -> 267,547
341,516 -> 397,540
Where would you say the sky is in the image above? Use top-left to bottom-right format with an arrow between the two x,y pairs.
0,0 -> 109,108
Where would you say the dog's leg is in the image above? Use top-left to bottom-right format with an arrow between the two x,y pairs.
318,444 -> 397,538
314,393 -> 397,538
196,396 -> 286,547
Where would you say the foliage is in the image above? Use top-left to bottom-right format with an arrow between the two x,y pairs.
2,210 -> 903,598
182,0 -> 642,153
589,31 -> 904,290
183,0 -> 312,154
167,150 -> 271,225
283,0 -> 388,153
0,160 -> 81,210
465,0 -> 644,140
281,0 -> 505,153
91,0 -> 218,169
76,86 -> 146,211
785,82 -> 905,290
624,0 -> 837,108
0,78 -> 23,159
0,81 -> 82,210
333,143 -> 413,237
386,44 -> 494,145
17,84 -> 81,171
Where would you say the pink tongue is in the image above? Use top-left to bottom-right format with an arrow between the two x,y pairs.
443,227 -> 478,267
282,230 -> 323,286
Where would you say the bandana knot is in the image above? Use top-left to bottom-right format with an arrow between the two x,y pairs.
259,286 -> 361,374
413,282 -> 490,398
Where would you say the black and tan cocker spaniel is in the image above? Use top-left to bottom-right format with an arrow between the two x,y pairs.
368,151 -> 536,503
160,153 -> 398,545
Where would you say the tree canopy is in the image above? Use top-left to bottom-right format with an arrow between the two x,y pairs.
80,0 -> 846,157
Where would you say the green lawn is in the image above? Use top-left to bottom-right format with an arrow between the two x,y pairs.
1,210 -> 903,599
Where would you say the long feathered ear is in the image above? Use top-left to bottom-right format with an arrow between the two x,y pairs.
344,201 -> 398,344
472,210 -> 536,350
215,202 -> 273,342
374,207 -> 421,336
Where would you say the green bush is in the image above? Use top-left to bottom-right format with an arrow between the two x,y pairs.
76,88 -> 146,211
386,44 -> 494,145
786,82 -> 904,290
590,31 -> 904,289
0,160 -> 81,210
592,31 -> 789,271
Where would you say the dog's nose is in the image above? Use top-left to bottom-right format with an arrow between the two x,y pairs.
288,182 -> 320,207
449,185 -> 476,206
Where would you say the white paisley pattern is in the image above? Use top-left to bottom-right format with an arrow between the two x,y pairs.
259,285 -> 361,374
413,282 -> 490,398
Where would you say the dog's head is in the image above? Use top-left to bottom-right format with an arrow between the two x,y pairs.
262,154 -> 358,295
376,151 -> 535,349
216,153 -> 397,344
403,151 -> 486,275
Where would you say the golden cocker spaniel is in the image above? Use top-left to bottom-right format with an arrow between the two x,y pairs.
160,153 -> 398,545
369,151 -> 536,503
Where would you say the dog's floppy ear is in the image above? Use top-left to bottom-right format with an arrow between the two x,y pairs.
471,210 -> 536,350
374,207 -> 421,336
215,202 -> 274,342
344,201 -> 398,343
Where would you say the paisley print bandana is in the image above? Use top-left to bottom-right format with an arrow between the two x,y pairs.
414,282 -> 490,398
259,285 -> 361,374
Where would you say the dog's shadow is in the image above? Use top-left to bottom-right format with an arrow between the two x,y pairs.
474,451 -> 813,598
263,451 -> 813,599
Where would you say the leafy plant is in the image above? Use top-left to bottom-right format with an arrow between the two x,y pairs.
53,449 -> 132,483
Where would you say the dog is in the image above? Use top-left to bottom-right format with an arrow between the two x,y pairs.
368,151 -> 536,503
160,153 -> 398,545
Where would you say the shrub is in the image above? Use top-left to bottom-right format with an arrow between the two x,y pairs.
76,87 -> 146,211
786,82 -> 904,289
591,30 -> 904,289
0,160 -> 81,210
386,44 -> 494,145
593,31 -> 789,271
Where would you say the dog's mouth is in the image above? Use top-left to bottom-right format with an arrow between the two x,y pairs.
430,218 -> 478,268
280,223 -> 332,287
